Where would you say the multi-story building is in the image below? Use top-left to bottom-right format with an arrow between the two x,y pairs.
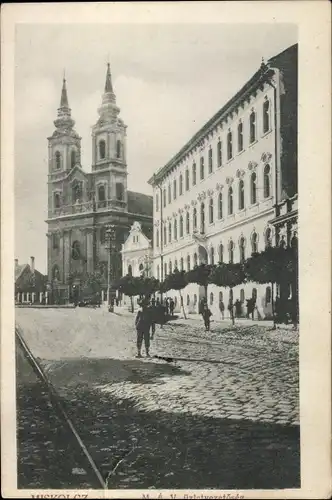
46,65 -> 153,302
149,44 -> 298,319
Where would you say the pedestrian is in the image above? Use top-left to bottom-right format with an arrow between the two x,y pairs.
169,298 -> 175,316
234,299 -> 242,318
135,300 -> 152,358
115,296 -> 119,307
165,298 -> 170,316
202,304 -> 212,331
219,299 -> 225,320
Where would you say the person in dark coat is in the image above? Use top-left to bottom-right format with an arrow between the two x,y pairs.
135,300 -> 152,358
219,299 -> 225,320
202,304 -> 212,331
169,298 -> 175,316
234,299 -> 242,318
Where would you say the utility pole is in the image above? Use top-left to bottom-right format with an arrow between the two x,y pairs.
106,224 -> 116,312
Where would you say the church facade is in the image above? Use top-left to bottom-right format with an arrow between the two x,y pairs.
46,65 -> 153,301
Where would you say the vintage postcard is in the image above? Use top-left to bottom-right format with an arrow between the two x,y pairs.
1,1 -> 331,499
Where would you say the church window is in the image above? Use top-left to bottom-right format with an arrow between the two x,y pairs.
116,183 -> 124,201
163,224 -> 167,246
169,260 -> 173,274
52,265 -> 60,281
194,253 -> 198,267
98,184 -> 106,207
187,255 -> 191,271
168,184 -> 171,204
71,241 -> 81,260
71,150 -> 76,169
99,140 -> 106,160
180,257 -> 184,270
168,222 -> 172,243
52,233 -> 59,250
155,193 -> 159,212
200,202 -> 205,233
116,139 -> 122,159
54,192 -> 61,209
55,151 -> 61,170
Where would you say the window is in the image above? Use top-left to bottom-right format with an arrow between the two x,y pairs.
219,291 -> 223,302
180,257 -> 184,270
55,151 -> 61,170
240,289 -> 245,303
72,182 -> 82,203
187,294 -> 190,306
265,286 -> 271,305
71,150 -> 76,168
228,186 -> 233,215
169,261 -> 173,274
99,140 -> 106,159
179,215 -> 184,238
116,183 -> 124,201
116,139 -> 122,159
263,99 -> 270,133
250,172 -> 257,204
218,192 -> 223,219
179,174 -> 183,195
174,259 -> 178,270
155,193 -> 159,212
227,130 -> 233,160
98,184 -> 106,206
229,289 -> 234,304
194,253 -> 198,267
163,188 -> 166,207
100,226 -> 106,244
229,241 -> 234,263
163,224 -> 167,246
210,292 -> 214,306
187,255 -> 191,271
209,198 -> 214,224
251,232 -> 258,254
186,211 -> 190,234
217,140 -> 222,167
238,179 -> 245,210
52,233 -> 59,250
252,288 -> 257,301
264,164 -> 271,198
54,192 -> 61,209
168,222 -> 172,244
237,121 -> 243,152
185,169 -> 190,191
218,243 -> 224,263
208,148 -> 213,174
192,163 -> 197,185
210,247 -> 215,265
194,294 -> 197,305
239,237 -> 245,263
164,262 -> 167,277
52,265 -> 60,281
156,229 -> 160,248
193,208 -> 197,231
200,202 -> 205,233
139,263 -> 144,273
173,179 -> 177,200
265,227 -> 272,248
174,219 -> 178,240
200,157 -> 205,180
71,240 -> 81,260
168,184 -> 171,204
250,110 -> 256,143
156,265 -> 160,280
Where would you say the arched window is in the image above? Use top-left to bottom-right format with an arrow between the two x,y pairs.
263,99 -> 270,133
186,211 -> 190,234
163,188 -> 166,207
173,219 -> 178,240
173,179 -> 177,200
174,259 -> 178,270
99,140 -> 106,159
156,229 -> 160,248
250,172 -> 257,204
250,110 -> 256,143
264,164 -> 271,198
187,255 -> 191,271
168,222 -> 172,243
210,292 -> 214,306
54,192 -> 61,209
71,150 -> 76,168
194,253 -> 198,267
265,227 -> 272,248
229,240 -> 234,263
208,148 -> 213,174
156,265 -> 160,280
194,294 -> 197,306
72,182 -> 82,203
229,288 -> 234,305
169,260 -> 173,274
116,183 -> 124,201
210,247 -> 215,265
218,243 -> 224,263
52,265 -> 60,281
55,151 -> 61,170
139,263 -> 144,273
227,130 -> 233,160
187,294 -> 190,306
116,139 -> 122,159
179,215 -> 184,238
52,233 -> 60,250
217,140 -> 222,167
192,162 -> 197,185
228,186 -> 233,215
100,226 -> 106,244
240,289 -> 245,303
168,184 -> 171,204
163,224 -> 167,246
251,232 -> 258,254
237,121 -> 243,152
218,192 -> 223,219
219,291 -> 223,303
164,262 -> 167,277
180,257 -> 184,270
155,193 -> 159,212
238,179 -> 245,210
193,208 -> 197,231
71,241 -> 81,260
179,174 -> 183,195
209,198 -> 214,224
98,184 -> 106,206
200,202 -> 205,233
200,157 -> 205,180
239,237 -> 245,263
265,286 -> 271,305
252,288 -> 257,301
185,169 -> 190,191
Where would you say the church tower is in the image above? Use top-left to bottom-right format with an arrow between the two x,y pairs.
92,63 -> 128,209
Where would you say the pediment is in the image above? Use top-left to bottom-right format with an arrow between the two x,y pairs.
66,164 -> 87,182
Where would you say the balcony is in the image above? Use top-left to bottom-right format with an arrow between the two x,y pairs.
48,198 -> 127,219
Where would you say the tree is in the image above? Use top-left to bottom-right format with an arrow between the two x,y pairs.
185,263 -> 213,301
210,263 -> 245,325
115,275 -> 160,313
162,268 -> 188,319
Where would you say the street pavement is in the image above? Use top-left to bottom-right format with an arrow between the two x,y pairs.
16,306 -> 300,489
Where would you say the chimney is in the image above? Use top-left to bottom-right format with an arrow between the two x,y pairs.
30,256 -> 35,273
15,259 -> 18,268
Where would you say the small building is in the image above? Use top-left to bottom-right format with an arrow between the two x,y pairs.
15,257 -> 46,304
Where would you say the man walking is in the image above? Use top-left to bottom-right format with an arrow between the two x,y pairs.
135,300 -> 152,358
219,298 -> 225,320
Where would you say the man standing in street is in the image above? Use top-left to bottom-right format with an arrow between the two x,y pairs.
135,299 -> 152,358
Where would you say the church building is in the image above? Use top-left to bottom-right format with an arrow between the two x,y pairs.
46,64 -> 153,302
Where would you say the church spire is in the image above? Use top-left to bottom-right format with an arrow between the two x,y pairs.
104,63 -> 114,94
54,74 -> 75,131
60,75 -> 69,109
97,62 -> 120,122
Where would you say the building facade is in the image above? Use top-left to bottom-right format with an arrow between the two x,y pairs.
121,221 -> 153,278
149,44 -> 298,319
15,257 -> 46,304
46,65 -> 153,301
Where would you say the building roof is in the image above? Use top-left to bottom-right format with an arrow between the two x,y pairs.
127,190 -> 153,217
149,44 -> 297,186
15,264 -> 28,282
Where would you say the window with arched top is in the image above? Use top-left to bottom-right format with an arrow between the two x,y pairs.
264,164 -> 271,198
128,264 -> 132,276
194,294 -> 197,305
208,148 -> 213,174
210,292 -> 214,306
163,188 -> 166,207
238,179 -> 245,210
156,229 -> 160,248
263,99 -> 270,133
200,157 -> 205,180
187,294 -> 190,306
265,227 -> 272,248
193,208 -> 197,231
174,259 -> 178,270
250,110 -> 256,143
200,202 -> 205,233
168,184 -> 171,204
72,182 -> 82,203
52,265 -> 60,281
55,151 -> 61,170
218,192 -> 223,219
219,291 -> 223,303
164,262 -> 167,277
173,219 -> 178,240
173,179 -> 177,200
99,140 -> 106,159
187,255 -> 191,271
98,184 -> 106,206
168,222 -> 172,244
71,241 -> 81,260
186,211 -> 190,234
238,121 -> 243,152
210,247 -> 215,265
209,198 -> 214,224
169,260 -> 172,274
194,253 -> 198,267
185,169 -> 190,191
179,174 -> 183,195
228,186 -> 233,215
52,233 -> 60,250
251,232 -> 258,254
227,131 -> 233,160
180,257 -> 184,270
54,192 -> 61,209
265,286 -> 271,305
71,150 -> 76,168
217,140 -> 222,167
116,139 -> 122,159
229,241 -> 234,263
163,224 -> 167,246
250,172 -> 257,204
239,237 -> 245,263
218,243 -> 224,263
252,288 -> 257,301
240,289 -> 245,303
192,163 -> 197,185
179,215 -> 184,238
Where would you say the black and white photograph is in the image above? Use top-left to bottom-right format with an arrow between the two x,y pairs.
1,2 -> 331,499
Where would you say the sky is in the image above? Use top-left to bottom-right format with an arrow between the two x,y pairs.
15,23 -> 297,273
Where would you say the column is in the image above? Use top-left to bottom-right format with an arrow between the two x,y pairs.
39,292 -> 43,303
32,293 -> 35,304
45,292 -> 48,305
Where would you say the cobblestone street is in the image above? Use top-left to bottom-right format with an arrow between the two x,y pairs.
16,307 -> 300,489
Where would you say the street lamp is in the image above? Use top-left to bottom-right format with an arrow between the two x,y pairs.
105,224 -> 116,312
